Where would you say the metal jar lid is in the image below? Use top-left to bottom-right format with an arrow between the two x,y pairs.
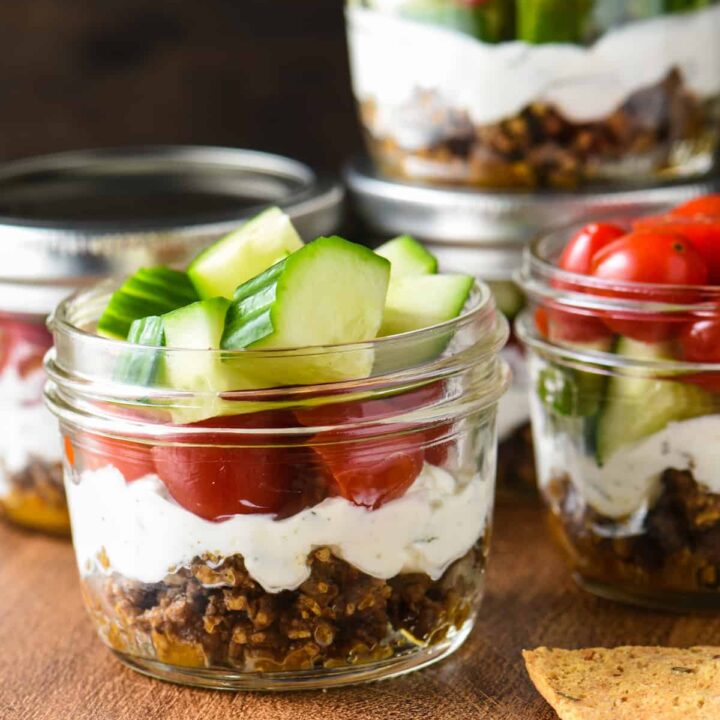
0,146 -> 343,314
345,157 -> 720,279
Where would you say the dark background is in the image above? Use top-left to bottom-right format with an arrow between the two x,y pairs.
0,0 -> 360,172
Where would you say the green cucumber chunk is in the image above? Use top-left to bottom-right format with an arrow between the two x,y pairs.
595,337 -> 715,465
379,274 -> 473,337
375,235 -> 438,278
487,280 -> 525,320
537,363 -> 606,418
97,267 -> 198,340
399,0 -> 515,42
222,236 -> 390,386
517,0 -> 593,43
162,297 -> 247,393
187,207 -> 303,300
114,316 -> 165,386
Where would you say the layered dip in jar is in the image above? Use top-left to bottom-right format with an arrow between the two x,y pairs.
346,160 -> 718,496
0,146 -> 341,535
45,209 -> 509,689
347,0 -> 720,188
518,193 -> 720,609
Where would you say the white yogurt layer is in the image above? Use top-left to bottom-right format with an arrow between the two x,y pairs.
67,462 -> 493,593
0,366 -> 62,493
348,5 -> 720,132
533,398 -> 720,519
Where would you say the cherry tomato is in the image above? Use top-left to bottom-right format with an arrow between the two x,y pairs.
0,316 -> 52,376
70,433 -> 155,481
633,215 -> 720,283
678,320 -> 720,392
670,194 -> 720,219
296,382 -> 444,508
558,223 -> 627,275
590,232 -> 709,342
679,320 -> 720,363
534,307 -> 549,337
152,410 -> 311,521
546,307 -> 613,344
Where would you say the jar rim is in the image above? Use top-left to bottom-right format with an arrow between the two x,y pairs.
518,221 -> 720,316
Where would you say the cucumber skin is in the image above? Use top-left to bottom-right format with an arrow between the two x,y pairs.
114,315 -> 166,386
97,267 -> 198,340
517,0 -> 593,43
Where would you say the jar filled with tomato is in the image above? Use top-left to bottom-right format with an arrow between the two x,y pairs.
347,0 -> 720,189
0,147 -> 341,535
45,271 -> 509,689
517,193 -> 720,610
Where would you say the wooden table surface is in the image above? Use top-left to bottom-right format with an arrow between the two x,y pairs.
2,497 -> 718,720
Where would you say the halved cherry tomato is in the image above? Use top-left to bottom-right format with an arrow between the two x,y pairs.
590,232 -> 709,342
670,194 -> 720,219
633,215 -> 720,283
679,320 -> 720,363
678,320 -> 720,392
547,223 -> 625,343
70,433 -> 155,481
296,382 -> 445,508
558,223 -> 627,275
151,410 -> 317,521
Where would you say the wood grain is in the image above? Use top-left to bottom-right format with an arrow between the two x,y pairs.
1,499 -> 719,720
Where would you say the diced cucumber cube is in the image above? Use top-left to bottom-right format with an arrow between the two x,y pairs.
595,337 -> 715,464
222,236 -> 390,386
375,235 -> 438,278
187,207 -> 303,300
379,274 -> 473,336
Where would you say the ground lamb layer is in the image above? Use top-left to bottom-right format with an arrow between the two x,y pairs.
0,458 -> 68,534
363,70 -> 714,188
83,543 -> 486,673
547,469 -> 720,596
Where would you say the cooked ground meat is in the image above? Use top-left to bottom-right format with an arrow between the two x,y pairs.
0,457 -> 68,534
364,69 -> 712,189
547,469 -> 720,597
84,544 -> 486,673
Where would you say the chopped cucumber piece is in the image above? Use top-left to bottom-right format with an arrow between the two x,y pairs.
97,267 -> 198,340
379,274 -> 473,337
162,297 -> 247,394
517,0 -> 593,43
487,280 -> 525,320
537,363 -> 606,418
375,235 -> 438,278
114,316 -> 165,386
222,236 -> 390,386
595,337 -> 715,465
188,207 -> 303,300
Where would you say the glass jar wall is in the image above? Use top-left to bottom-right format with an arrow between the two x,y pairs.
347,0 -> 720,189
46,280 -> 509,689
517,224 -> 720,610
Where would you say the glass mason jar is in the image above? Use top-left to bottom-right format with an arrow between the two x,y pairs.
0,146 -> 342,535
45,280 -> 509,689
517,224 -> 720,610
346,0 -> 720,189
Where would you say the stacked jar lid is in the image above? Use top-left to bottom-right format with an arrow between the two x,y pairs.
0,146 -> 342,534
343,0 -> 720,493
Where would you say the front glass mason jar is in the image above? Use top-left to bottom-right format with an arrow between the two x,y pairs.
45,280 -> 509,690
346,0 -> 720,189
517,226 -> 720,610
0,308 -> 65,533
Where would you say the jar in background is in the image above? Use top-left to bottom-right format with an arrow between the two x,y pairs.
346,0 -> 720,189
517,223 -> 720,610
346,160 -> 719,496
45,280 -> 509,689
0,146 -> 342,534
